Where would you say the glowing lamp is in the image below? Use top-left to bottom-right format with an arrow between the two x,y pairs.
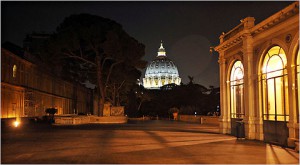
13,121 -> 20,127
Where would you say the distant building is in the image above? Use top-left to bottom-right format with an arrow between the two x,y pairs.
214,2 -> 299,149
23,32 -> 50,56
1,42 -> 95,119
143,42 -> 181,89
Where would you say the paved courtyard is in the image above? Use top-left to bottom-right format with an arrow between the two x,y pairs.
1,120 -> 299,164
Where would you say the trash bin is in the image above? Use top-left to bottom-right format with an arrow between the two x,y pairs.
236,121 -> 245,139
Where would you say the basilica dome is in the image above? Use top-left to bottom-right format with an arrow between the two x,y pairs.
143,42 -> 181,89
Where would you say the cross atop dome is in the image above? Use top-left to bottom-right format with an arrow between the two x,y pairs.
157,40 -> 166,57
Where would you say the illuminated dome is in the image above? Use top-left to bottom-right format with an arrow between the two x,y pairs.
143,42 -> 181,89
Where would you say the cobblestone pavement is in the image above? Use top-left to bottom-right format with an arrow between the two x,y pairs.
1,120 -> 299,164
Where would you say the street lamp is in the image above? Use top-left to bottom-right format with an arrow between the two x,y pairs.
13,120 -> 20,127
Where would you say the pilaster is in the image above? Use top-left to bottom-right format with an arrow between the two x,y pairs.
287,122 -> 299,147
242,32 -> 256,139
255,117 -> 264,140
286,61 -> 299,148
218,53 -> 231,134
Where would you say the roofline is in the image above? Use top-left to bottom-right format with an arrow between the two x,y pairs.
214,1 -> 299,52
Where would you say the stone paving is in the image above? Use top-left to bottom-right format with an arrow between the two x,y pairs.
1,120 -> 299,164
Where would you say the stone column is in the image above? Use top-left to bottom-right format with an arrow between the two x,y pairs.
242,32 -> 256,140
151,77 -> 154,87
158,77 -> 162,87
165,76 -> 169,85
286,59 -> 299,148
218,54 -> 231,134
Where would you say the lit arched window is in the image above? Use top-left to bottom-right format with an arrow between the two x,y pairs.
296,50 -> 300,122
230,61 -> 244,118
13,65 -> 17,78
261,46 -> 289,121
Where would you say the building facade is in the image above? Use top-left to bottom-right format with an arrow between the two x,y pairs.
1,42 -> 93,119
214,2 -> 299,148
143,42 -> 181,89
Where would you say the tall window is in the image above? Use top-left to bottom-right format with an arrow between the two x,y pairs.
261,46 -> 289,121
13,65 -> 17,78
230,61 -> 244,118
296,50 -> 299,122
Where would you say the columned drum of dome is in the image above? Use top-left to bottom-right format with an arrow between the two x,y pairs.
143,42 -> 181,89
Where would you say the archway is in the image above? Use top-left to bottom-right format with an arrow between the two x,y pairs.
261,46 -> 289,146
229,60 -> 244,135
296,50 -> 299,122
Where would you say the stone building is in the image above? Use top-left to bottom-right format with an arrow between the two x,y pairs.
214,2 -> 299,148
1,42 -> 94,119
143,42 -> 181,89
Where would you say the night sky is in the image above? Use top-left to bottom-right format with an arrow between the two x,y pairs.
1,1 -> 294,87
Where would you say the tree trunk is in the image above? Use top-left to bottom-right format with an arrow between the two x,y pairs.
96,55 -> 105,116
112,83 -> 116,106
137,101 -> 143,112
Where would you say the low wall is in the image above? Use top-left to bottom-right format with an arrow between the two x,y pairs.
54,115 -> 91,125
179,115 -> 201,123
90,116 -> 128,124
54,115 -> 128,125
179,115 -> 219,125
128,116 -> 151,121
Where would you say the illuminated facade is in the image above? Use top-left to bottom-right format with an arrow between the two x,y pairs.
214,2 -> 299,148
143,42 -> 181,89
1,42 -> 94,119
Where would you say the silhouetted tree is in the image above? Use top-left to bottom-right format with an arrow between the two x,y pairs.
135,78 -> 219,118
188,75 -> 194,85
45,108 -> 57,123
43,14 -> 146,116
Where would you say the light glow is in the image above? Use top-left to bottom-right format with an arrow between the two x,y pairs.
13,65 -> 17,78
262,46 -> 288,121
13,121 -> 20,127
230,60 -> 244,118
297,50 -> 300,122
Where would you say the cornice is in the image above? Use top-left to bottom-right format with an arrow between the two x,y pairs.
251,2 -> 299,36
214,31 -> 249,52
214,2 -> 299,53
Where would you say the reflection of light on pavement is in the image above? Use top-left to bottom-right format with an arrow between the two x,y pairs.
266,144 -> 279,164
111,130 -> 235,153
266,144 -> 299,164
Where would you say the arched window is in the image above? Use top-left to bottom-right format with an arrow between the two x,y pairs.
230,61 -> 244,118
13,65 -> 17,78
296,50 -> 300,122
261,46 -> 289,121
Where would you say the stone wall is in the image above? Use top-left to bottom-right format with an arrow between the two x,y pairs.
54,115 -> 128,125
179,115 -> 219,125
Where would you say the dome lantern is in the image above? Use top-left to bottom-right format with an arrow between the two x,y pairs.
157,41 -> 166,57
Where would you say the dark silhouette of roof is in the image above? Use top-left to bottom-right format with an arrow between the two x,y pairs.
2,41 -> 24,58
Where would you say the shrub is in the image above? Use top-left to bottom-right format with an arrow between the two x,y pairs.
45,108 -> 58,115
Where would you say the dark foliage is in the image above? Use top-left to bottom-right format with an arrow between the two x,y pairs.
40,13 -> 147,115
45,108 -> 58,123
125,82 -> 220,118
45,108 -> 58,115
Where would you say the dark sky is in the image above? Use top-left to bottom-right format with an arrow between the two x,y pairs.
1,1 -> 294,87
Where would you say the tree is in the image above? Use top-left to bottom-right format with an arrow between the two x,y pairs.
187,75 -> 194,85
136,90 -> 151,112
43,14 -> 146,116
45,108 -> 57,123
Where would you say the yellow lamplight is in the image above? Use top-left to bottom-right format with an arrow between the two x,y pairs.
13,121 -> 20,127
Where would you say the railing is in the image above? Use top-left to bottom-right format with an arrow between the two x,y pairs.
223,23 -> 244,42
